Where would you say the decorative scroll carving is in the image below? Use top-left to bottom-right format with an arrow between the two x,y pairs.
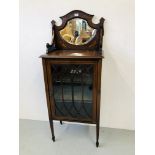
46,10 -> 105,53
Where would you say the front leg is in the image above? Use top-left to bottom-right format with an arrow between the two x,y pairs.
60,120 -> 63,125
96,122 -> 99,147
49,119 -> 55,142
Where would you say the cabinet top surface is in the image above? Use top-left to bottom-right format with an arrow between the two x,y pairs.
40,50 -> 104,59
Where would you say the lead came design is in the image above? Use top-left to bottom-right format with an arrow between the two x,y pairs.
52,64 -> 93,119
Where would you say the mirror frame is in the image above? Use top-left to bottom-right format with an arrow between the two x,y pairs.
46,10 -> 105,53
59,18 -> 97,46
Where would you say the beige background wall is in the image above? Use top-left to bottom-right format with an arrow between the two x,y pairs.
19,0 -> 135,130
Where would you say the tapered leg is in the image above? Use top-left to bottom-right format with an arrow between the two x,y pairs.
96,122 -> 99,147
96,60 -> 102,148
49,119 -> 55,142
60,120 -> 63,125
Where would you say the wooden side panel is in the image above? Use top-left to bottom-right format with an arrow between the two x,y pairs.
42,59 -> 52,119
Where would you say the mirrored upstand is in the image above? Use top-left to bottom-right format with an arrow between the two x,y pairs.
40,10 -> 105,147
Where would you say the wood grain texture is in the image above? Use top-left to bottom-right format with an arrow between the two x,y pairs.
40,50 -> 104,59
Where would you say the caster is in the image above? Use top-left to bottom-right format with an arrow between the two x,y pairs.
96,141 -> 99,147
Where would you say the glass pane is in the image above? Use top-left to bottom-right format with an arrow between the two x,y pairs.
51,64 -> 93,119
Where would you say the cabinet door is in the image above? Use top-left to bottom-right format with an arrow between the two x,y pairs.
47,61 -> 97,122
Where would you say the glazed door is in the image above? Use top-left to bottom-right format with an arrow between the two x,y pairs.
47,61 -> 97,122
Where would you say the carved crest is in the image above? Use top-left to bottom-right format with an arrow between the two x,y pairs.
46,10 -> 105,53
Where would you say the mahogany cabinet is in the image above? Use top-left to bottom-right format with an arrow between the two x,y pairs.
40,10 -> 105,147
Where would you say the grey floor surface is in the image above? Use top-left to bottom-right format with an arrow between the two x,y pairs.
19,119 -> 134,155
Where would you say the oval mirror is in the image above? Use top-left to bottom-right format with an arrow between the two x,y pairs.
59,18 -> 97,45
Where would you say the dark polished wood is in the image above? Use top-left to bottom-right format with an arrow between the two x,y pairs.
60,120 -> 63,125
40,10 -> 104,147
40,50 -> 104,59
46,10 -> 105,52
